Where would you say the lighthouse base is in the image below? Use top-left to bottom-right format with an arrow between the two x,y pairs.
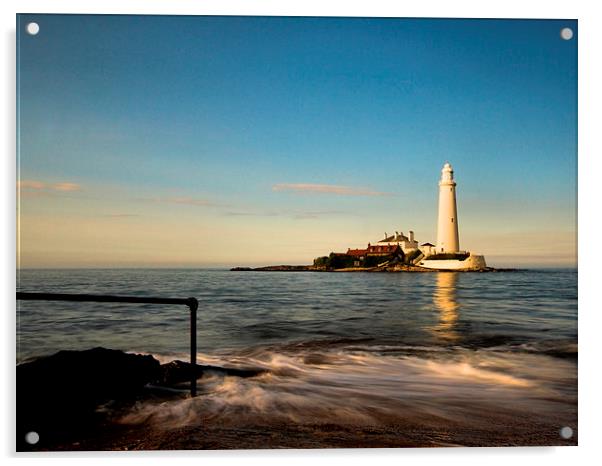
419,253 -> 487,271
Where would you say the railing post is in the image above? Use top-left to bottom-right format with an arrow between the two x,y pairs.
187,297 -> 199,397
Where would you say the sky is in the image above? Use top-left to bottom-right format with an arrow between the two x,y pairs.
17,15 -> 577,268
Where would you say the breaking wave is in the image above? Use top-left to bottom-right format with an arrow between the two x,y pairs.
120,342 -> 576,431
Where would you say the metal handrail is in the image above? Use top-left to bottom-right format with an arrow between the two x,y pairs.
16,292 -> 200,396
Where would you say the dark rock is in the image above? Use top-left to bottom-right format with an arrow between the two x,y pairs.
254,265 -> 313,271
159,360 -> 266,386
17,347 -> 161,451
16,348 -> 269,450
233,265 -> 314,272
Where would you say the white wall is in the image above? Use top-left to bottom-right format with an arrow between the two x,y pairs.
419,254 -> 487,270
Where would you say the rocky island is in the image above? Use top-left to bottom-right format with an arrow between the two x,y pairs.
231,263 -> 511,273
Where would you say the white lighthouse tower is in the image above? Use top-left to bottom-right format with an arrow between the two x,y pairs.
436,162 -> 460,253
419,162 -> 487,270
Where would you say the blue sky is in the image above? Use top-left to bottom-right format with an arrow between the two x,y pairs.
17,15 -> 577,267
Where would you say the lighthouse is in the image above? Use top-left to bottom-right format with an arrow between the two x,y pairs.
418,162 -> 487,270
436,162 -> 460,253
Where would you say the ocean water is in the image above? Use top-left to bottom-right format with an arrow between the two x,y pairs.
16,268 -> 578,445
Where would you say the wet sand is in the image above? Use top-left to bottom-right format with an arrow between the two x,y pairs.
43,409 -> 577,451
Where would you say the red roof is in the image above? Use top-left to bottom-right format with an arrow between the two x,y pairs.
346,248 -> 368,257
367,244 -> 401,254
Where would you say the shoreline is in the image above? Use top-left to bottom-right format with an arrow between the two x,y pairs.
18,347 -> 576,451
230,265 -> 518,273
38,417 -> 576,451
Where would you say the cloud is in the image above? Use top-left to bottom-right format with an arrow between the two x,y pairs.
223,209 -> 350,220
52,182 -> 81,192
224,211 -> 281,217
101,214 -> 141,218
17,180 -> 82,195
272,183 -> 390,197
139,196 -> 223,208
17,180 -> 46,190
292,210 -> 348,219
166,197 -> 220,207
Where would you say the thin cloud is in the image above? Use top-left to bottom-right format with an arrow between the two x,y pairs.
52,182 -> 81,192
17,180 -> 46,190
292,210 -> 349,219
101,214 -> 141,218
17,180 -> 82,195
272,183 -> 390,197
167,197 -> 220,207
139,197 -> 224,208
223,209 -> 351,219
224,211 -> 281,217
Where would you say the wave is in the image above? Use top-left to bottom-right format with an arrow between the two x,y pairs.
120,341 -> 577,431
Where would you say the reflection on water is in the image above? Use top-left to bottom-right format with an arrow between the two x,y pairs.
432,272 -> 460,342
17,268 -> 577,361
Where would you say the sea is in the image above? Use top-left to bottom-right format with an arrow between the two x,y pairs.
16,268 -> 578,446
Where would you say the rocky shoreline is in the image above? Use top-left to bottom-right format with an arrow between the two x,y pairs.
16,348 -> 265,452
231,265 -> 517,273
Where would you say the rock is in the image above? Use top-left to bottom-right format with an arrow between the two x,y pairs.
254,265 -> 312,271
16,348 -> 268,450
231,265 -> 315,272
159,360 -> 266,386
17,347 -> 161,450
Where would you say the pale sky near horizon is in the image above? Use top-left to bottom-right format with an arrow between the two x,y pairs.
17,15 -> 577,268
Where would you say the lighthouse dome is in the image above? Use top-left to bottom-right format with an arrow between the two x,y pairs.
440,162 -> 454,181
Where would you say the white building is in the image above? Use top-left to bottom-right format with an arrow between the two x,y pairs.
419,242 -> 437,257
419,163 -> 487,271
376,230 -> 419,253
